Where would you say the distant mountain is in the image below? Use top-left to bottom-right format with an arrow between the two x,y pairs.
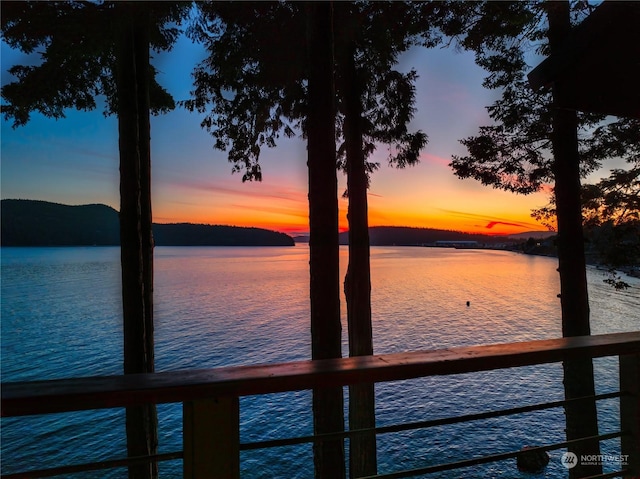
1,199 -> 121,246
1,199 -> 294,247
338,226 -> 515,246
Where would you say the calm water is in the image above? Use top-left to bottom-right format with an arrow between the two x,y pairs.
1,245 -> 638,478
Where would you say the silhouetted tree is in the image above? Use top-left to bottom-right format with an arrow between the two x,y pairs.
186,4 -> 345,476
340,41 -> 378,477
1,3 -> 186,477
185,3 -> 438,475
544,7 -> 603,473
434,1 -> 640,475
333,3 -> 435,475
306,4 -> 346,476
533,164 -> 640,289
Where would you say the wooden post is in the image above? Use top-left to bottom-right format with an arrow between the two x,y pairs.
620,353 -> 640,477
183,397 -> 240,479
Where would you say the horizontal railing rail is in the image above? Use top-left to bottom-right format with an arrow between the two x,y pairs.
240,391 -> 626,451
0,453 -> 183,479
3,331 -> 639,417
2,331 -> 639,478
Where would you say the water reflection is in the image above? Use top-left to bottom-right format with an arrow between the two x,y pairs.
1,245 -> 637,478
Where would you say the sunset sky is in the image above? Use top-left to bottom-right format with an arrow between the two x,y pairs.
1,32 -> 572,236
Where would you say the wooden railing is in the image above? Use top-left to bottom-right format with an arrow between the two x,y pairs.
2,331 -> 639,478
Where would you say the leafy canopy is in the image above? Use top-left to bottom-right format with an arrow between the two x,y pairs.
1,1 -> 188,127
443,0 -> 639,287
444,1 -> 612,194
183,1 -> 445,182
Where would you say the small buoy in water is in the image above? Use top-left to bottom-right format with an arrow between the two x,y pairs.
466,301 -> 470,307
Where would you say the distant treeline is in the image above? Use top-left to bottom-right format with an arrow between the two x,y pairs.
338,226 -> 513,246
153,223 -> 294,246
1,199 -> 294,247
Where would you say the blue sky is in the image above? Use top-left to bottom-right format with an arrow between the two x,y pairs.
1,29 -> 570,235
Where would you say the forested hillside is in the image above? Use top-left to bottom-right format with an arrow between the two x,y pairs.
1,200 -> 294,246
1,199 -> 120,246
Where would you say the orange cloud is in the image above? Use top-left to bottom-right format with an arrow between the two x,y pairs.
485,220 -> 528,229
436,209 -> 547,235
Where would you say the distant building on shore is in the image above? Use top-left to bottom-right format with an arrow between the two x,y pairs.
434,240 -> 479,248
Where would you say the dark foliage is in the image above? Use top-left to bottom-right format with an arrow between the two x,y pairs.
444,1 -> 609,194
532,166 -> 640,288
1,1 -> 186,125
445,1 -> 639,295
183,1 -> 438,183
2,5 -> 189,477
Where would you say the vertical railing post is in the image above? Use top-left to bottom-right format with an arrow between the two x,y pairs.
620,353 -> 640,477
183,396 -> 240,479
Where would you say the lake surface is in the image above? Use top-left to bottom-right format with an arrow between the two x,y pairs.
1,245 -> 638,478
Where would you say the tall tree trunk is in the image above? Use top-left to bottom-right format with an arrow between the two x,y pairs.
343,45 -> 377,479
547,2 -> 602,477
305,3 -> 346,479
133,5 -> 159,478
116,5 -> 158,479
134,5 -> 155,382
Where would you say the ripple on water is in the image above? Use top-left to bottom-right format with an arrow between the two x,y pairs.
1,246 -> 638,477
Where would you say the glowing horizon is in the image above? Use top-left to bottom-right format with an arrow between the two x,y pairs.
0,36 -> 568,239
149,179 -> 551,237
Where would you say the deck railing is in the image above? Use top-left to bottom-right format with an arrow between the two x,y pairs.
2,331 -> 639,478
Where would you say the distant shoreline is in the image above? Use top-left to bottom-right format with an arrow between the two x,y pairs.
2,199 -> 556,248
1,199 -> 295,247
